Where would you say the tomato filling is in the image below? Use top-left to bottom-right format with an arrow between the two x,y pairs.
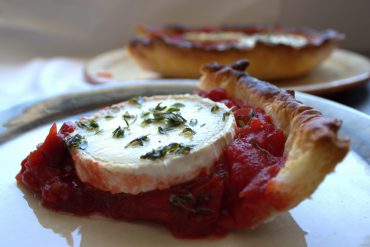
16,88 -> 286,239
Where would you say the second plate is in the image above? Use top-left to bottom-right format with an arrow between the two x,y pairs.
84,48 -> 370,95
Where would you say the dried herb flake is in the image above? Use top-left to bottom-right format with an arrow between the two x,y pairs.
112,126 -> 125,138
169,192 -> 213,214
77,119 -> 99,131
66,134 -> 87,150
181,127 -> 196,136
171,102 -> 185,108
158,126 -> 167,135
222,111 -> 231,121
140,143 -> 193,160
125,135 -> 149,148
211,104 -> 219,113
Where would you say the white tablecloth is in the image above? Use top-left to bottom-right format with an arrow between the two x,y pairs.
0,57 -> 93,111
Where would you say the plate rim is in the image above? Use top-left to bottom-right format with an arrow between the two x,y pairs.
0,79 -> 370,140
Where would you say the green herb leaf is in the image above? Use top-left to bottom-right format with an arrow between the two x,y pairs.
124,118 -> 130,128
167,143 -> 193,155
211,104 -> 219,113
77,119 -> 100,131
165,107 -> 181,113
169,192 -> 213,214
151,102 -> 180,114
140,143 -> 193,160
90,120 -> 99,129
238,120 -> 246,127
171,102 -> 185,108
158,126 -> 167,135
141,118 -> 154,126
141,112 -> 186,128
252,140 -> 271,155
66,134 -> 87,150
95,129 -> 104,135
112,126 -> 125,138
140,146 -> 167,160
141,112 -> 150,118
130,115 -> 138,125
105,115 -> 114,120
236,109 -> 256,126
189,119 -> 198,127
141,102 -> 187,128
200,123 -> 206,127
162,113 -> 186,127
169,193 -> 194,212
123,112 -> 135,119
222,111 -> 231,121
154,103 -> 167,112
125,135 -> 149,148
181,127 -> 196,136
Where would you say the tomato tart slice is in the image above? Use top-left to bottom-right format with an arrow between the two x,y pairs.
16,60 -> 349,238
128,24 -> 343,80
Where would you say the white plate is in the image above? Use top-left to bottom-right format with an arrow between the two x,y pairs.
1,81 -> 369,247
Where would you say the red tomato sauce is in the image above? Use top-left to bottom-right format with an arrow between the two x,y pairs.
16,88 -> 286,239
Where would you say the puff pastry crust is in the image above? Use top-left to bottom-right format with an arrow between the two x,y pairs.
198,60 -> 349,217
127,24 -> 343,80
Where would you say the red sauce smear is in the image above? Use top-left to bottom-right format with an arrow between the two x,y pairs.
96,71 -> 113,79
16,88 -> 286,239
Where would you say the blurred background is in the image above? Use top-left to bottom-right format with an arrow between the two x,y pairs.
1,0 -> 370,60
0,0 -> 370,110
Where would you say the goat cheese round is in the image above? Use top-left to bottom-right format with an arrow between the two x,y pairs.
69,94 -> 236,194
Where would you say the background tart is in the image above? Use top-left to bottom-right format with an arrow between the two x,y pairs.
127,24 -> 344,80
198,60 -> 349,217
